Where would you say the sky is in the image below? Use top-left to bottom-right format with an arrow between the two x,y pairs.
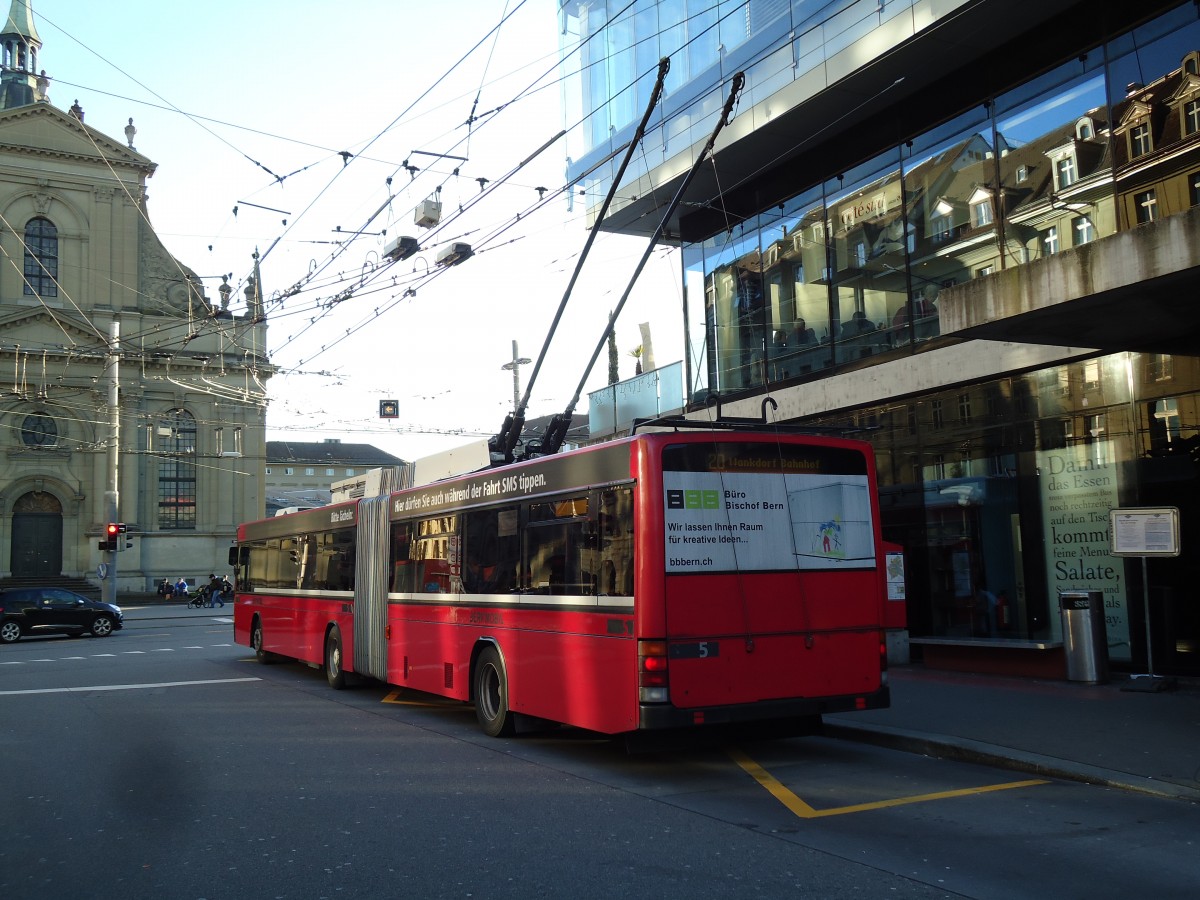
28,0 -> 683,461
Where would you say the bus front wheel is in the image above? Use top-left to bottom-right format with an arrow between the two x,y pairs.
473,646 -> 514,737
325,627 -> 347,690
252,621 -> 273,664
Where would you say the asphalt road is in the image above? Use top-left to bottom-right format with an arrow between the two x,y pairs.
2,604 -> 1197,900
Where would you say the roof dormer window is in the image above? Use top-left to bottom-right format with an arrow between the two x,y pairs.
1130,122 -> 1153,158
1186,99 -> 1200,136
1076,117 -> 1095,140
1055,155 -> 1077,189
967,189 -> 994,228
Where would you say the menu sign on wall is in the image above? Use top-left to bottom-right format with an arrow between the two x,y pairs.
1036,441 -> 1129,660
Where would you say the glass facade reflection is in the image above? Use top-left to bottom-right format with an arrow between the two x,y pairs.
566,2 -> 1200,675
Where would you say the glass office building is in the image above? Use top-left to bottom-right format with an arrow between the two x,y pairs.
560,1 -> 1200,676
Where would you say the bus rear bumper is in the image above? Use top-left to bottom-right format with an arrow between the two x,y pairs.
638,685 -> 890,731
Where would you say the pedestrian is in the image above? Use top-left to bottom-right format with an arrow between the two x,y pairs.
207,573 -> 225,608
174,576 -> 188,598
157,578 -> 172,599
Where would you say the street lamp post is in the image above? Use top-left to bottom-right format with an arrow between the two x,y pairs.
501,340 -> 531,414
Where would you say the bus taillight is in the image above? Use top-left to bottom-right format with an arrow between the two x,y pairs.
638,640 -> 669,703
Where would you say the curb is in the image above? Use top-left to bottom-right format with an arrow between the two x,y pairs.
823,721 -> 1200,804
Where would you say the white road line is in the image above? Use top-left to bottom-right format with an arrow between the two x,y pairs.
0,677 -> 262,696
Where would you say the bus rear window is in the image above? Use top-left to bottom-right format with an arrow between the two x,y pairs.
662,441 -> 874,572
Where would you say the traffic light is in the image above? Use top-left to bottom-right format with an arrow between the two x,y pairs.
103,523 -> 118,552
379,399 -> 399,419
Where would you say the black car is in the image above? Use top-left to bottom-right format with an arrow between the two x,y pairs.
0,588 -> 123,643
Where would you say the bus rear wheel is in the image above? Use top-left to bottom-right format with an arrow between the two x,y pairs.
325,627 -> 347,690
473,646 -> 514,737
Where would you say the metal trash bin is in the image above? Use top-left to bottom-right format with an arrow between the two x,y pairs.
1059,590 -> 1108,683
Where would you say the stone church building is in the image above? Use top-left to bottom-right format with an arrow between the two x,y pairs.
0,1 -> 269,595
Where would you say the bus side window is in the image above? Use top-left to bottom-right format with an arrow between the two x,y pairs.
597,488 -> 633,596
391,523 -> 414,593
526,496 -> 589,595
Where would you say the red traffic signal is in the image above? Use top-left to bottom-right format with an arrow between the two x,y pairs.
106,523 -> 119,538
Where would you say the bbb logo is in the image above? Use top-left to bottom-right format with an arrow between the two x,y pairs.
666,489 -> 719,509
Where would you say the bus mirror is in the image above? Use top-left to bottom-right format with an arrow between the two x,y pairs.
228,546 -> 239,566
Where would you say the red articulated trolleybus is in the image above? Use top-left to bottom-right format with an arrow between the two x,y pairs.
231,429 -> 890,738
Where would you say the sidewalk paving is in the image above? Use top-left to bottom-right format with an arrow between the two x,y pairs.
825,666 -> 1200,803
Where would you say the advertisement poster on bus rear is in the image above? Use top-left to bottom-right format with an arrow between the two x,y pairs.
663,471 -> 875,572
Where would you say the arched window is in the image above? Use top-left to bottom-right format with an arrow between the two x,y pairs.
23,217 -> 58,297
158,409 -> 197,529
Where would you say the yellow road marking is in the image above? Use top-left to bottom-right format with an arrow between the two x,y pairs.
381,689 -> 460,709
728,748 -> 1048,818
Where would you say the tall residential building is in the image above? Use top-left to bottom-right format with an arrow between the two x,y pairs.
0,1 -> 270,592
560,1 -> 1200,677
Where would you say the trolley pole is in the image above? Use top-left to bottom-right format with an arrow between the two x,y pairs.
102,321 -> 120,607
